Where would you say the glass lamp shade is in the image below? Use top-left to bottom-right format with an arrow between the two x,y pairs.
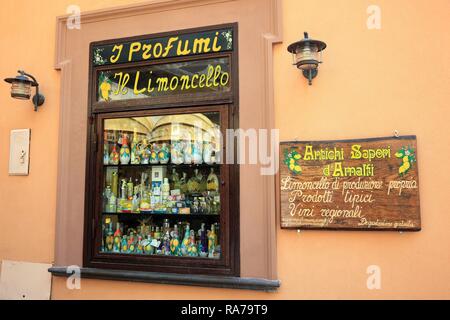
11,80 -> 32,100
294,45 -> 320,70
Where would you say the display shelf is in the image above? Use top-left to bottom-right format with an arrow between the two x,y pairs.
102,212 -> 220,218
103,163 -> 221,169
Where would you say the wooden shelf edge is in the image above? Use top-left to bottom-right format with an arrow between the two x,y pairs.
48,266 -> 280,292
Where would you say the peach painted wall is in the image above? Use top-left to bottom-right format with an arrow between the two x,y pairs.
1,0 -> 449,299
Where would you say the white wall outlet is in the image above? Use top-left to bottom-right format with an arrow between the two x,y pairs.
9,129 -> 31,176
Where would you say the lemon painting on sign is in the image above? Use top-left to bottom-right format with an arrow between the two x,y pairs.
283,148 -> 302,175
395,146 -> 416,176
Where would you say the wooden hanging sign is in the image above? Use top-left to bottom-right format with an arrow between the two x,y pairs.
280,136 -> 421,231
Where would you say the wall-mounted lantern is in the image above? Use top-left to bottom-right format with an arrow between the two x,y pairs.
4,70 -> 45,111
287,32 -> 327,85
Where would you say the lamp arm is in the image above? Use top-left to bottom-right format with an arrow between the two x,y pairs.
18,70 -> 39,86
18,70 -> 42,111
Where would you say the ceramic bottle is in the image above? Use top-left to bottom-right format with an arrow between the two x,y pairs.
109,145 -> 119,165
119,134 -> 131,165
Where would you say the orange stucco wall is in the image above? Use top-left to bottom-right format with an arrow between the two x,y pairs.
0,0 -> 449,299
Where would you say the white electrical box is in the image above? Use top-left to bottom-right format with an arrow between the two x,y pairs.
0,260 -> 52,300
9,129 -> 31,175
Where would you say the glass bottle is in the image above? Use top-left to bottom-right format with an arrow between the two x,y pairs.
104,221 -> 114,252
103,140 -> 110,165
171,168 -> 180,190
144,235 -> 154,255
198,223 -> 208,257
180,172 -> 188,195
127,178 -> 134,199
208,224 -> 217,258
181,224 -> 190,256
170,224 -> 181,256
113,222 -> 122,253
121,235 -> 128,253
111,171 -> 119,197
207,168 -> 219,193
131,129 -> 140,165
162,230 -> 171,256
128,232 -> 136,254
103,186 -> 112,212
188,230 -> 198,257
137,235 -> 144,254
188,169 -> 202,194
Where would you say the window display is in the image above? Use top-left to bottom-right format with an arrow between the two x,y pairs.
100,112 -> 222,259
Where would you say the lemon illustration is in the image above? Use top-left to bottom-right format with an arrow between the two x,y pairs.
295,165 -> 301,172
290,159 -> 295,164
100,81 -> 111,101
289,164 -> 295,170
173,239 -> 179,247
399,161 -> 410,175
294,154 -> 301,160
403,156 -> 409,162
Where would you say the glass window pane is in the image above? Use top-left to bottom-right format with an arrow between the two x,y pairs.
101,112 -> 222,259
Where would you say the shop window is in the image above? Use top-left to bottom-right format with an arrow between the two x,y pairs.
84,24 -> 239,276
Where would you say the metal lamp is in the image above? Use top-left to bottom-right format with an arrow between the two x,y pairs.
287,32 -> 327,85
4,70 -> 45,111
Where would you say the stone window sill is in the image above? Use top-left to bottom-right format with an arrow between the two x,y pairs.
48,266 -> 281,292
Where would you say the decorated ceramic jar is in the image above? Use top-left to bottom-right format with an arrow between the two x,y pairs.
150,143 -> 160,164
158,143 -> 170,164
170,140 -> 184,164
183,142 -> 193,164
203,142 -> 213,165
192,140 -> 203,164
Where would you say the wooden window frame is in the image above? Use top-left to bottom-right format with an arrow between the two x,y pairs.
83,23 -> 240,277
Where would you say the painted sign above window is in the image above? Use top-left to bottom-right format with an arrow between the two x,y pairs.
97,57 -> 231,103
280,136 -> 421,231
92,28 -> 233,66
